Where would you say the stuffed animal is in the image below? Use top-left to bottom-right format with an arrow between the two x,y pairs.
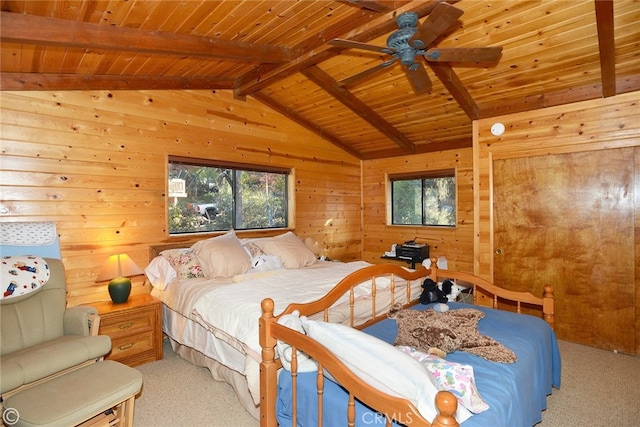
419,278 -> 448,304
439,279 -> 463,302
250,255 -> 283,272
387,303 -> 517,363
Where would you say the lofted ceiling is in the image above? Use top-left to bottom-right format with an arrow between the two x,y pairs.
1,0 -> 638,160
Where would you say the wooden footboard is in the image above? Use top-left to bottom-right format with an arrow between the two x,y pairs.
259,260 -> 555,426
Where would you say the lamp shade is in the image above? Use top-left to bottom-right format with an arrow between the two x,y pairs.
96,254 -> 144,304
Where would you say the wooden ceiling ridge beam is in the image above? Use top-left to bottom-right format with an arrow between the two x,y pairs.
234,0 -> 450,97
0,73 -> 236,91
594,0 -> 616,97
251,92 -> 363,159
302,65 -> 416,154
0,11 -> 291,64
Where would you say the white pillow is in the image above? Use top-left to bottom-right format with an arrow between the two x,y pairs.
144,256 -> 177,290
299,317 -> 473,424
191,230 -> 251,278
255,231 -> 317,269
276,311 -> 318,372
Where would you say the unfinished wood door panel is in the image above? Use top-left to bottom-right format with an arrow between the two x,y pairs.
493,148 -> 635,354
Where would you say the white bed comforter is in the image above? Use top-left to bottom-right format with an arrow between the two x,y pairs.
191,260 -> 375,363
155,260 -> 412,405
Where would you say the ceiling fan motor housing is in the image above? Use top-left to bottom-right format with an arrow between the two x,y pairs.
387,12 -> 424,68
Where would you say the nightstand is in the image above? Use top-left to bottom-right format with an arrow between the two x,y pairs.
89,294 -> 163,367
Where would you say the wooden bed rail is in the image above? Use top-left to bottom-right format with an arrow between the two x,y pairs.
427,259 -> 555,330
259,298 -> 459,427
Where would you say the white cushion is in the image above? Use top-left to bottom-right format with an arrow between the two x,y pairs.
299,317 -> 473,424
144,256 -> 177,290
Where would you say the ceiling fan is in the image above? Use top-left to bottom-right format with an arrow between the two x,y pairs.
329,2 -> 502,95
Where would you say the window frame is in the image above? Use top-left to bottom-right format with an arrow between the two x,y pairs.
387,168 -> 457,228
167,155 -> 293,235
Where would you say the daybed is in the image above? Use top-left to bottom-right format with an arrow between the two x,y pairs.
259,262 -> 559,426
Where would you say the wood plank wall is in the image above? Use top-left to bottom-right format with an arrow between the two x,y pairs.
474,90 -> 640,354
362,149 -> 474,273
0,89 -> 361,306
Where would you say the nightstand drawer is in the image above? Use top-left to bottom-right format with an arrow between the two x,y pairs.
109,331 -> 155,360
100,311 -> 153,337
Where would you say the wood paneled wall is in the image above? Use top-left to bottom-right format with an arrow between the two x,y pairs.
0,90 -> 361,306
362,148 -> 474,273
474,90 -> 640,354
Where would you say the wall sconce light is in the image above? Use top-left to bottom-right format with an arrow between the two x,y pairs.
96,253 -> 143,304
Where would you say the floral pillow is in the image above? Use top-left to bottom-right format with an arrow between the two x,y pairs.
397,346 -> 490,414
1,255 -> 50,299
160,248 -> 205,280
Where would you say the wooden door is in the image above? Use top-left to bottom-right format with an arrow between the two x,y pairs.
493,148 -> 635,354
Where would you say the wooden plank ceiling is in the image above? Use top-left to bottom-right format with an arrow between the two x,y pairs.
1,0 -> 638,159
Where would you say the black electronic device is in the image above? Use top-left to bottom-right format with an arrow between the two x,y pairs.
396,243 -> 429,262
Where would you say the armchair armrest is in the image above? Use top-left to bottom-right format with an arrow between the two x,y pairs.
64,306 -> 100,336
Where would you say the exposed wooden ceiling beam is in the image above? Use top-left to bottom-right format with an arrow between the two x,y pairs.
480,75 -> 640,118
301,65 -> 416,153
428,62 -> 480,120
252,92 -> 363,159
0,11 -> 291,63
0,73 -> 236,91
594,0 -> 616,97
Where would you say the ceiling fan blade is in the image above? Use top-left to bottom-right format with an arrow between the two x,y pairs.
403,61 -> 432,95
328,39 -> 392,54
424,47 -> 503,63
409,2 -> 464,49
339,58 -> 397,88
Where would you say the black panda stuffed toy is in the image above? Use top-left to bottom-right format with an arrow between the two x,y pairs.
419,278 -> 449,304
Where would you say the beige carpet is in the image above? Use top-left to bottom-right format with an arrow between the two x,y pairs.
134,339 -> 640,426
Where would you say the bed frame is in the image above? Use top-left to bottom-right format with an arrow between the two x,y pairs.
259,260 -> 555,427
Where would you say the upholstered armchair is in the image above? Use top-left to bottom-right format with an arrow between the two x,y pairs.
0,257 -> 112,400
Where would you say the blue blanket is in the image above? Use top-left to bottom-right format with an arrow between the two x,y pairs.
276,302 -> 561,427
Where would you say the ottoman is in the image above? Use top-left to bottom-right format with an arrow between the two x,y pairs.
3,360 -> 142,427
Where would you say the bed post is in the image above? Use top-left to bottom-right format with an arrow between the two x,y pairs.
428,257 -> 439,279
542,285 -> 555,330
259,298 -> 277,427
431,391 -> 459,427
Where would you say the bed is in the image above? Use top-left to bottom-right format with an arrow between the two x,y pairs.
146,231 -> 424,419
259,262 -> 559,427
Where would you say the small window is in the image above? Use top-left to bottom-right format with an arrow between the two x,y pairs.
390,170 -> 456,227
168,156 -> 289,234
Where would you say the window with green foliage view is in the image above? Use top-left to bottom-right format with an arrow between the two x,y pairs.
390,171 -> 456,227
168,157 -> 289,234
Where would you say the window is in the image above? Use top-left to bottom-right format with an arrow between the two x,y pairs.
168,156 -> 289,234
390,170 -> 456,227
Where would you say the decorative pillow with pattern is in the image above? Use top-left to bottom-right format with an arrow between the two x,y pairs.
160,248 -> 205,280
397,346 -> 489,414
1,255 -> 50,299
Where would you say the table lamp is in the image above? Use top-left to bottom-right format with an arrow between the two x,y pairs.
96,253 -> 143,304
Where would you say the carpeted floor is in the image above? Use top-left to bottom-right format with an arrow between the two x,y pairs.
134,339 -> 640,426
